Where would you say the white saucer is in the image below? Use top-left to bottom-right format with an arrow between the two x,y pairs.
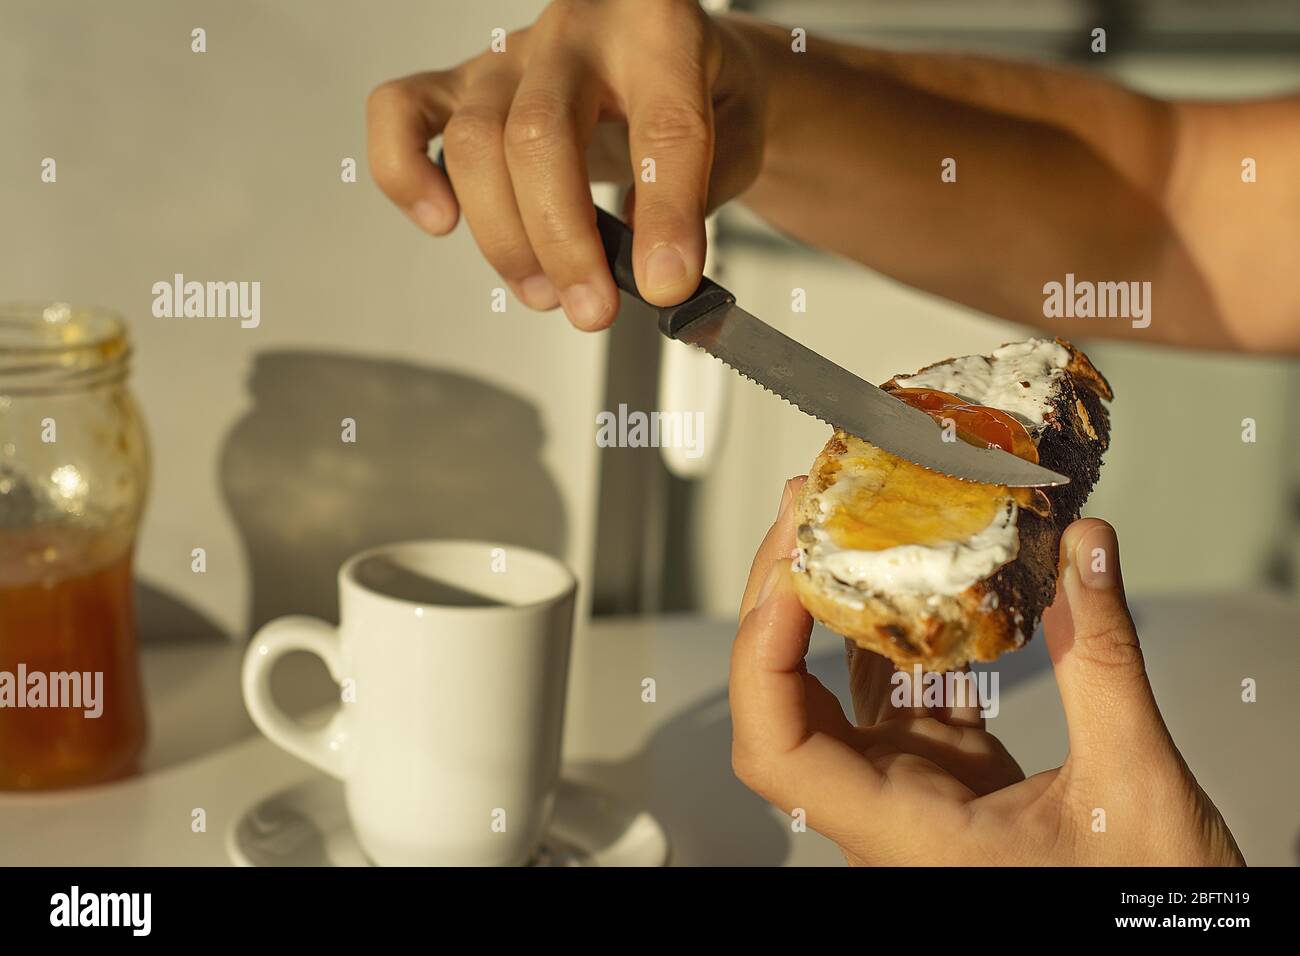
227,777 -> 670,867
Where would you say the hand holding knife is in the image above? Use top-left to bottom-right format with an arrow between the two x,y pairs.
436,148 -> 1067,488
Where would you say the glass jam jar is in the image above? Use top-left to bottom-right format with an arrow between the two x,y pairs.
0,303 -> 150,789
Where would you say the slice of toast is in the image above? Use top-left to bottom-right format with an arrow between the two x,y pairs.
791,337 -> 1112,671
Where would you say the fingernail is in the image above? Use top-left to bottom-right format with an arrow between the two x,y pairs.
518,274 -> 559,310
645,245 -> 687,294
1073,524 -> 1119,590
411,198 -> 451,234
561,283 -> 610,328
755,561 -> 784,607
777,480 -> 794,518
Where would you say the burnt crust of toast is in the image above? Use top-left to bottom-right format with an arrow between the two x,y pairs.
792,339 -> 1111,671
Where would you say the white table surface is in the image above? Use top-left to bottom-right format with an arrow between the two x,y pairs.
1,593 -> 1296,866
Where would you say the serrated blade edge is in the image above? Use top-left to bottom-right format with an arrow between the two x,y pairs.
674,304 -> 1069,488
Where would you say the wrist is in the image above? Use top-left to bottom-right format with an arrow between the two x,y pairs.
713,13 -> 800,189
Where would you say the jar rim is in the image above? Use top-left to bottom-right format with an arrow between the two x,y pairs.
0,303 -> 131,394
0,302 -> 126,352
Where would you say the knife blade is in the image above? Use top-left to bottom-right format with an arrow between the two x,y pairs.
433,147 -> 1067,486
665,300 -> 1068,487
592,206 -> 1068,488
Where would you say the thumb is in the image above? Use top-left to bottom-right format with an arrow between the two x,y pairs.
1042,519 -> 1174,768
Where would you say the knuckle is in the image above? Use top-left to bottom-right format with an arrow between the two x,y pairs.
536,0 -> 588,30
1073,624 -> 1146,674
481,235 -> 538,279
637,102 -> 711,151
442,106 -> 502,159
504,90 -> 571,155
529,211 -> 585,254
367,152 -> 405,194
368,71 -> 460,122
730,742 -> 760,789
630,195 -> 695,233
366,80 -> 413,120
638,0 -> 708,49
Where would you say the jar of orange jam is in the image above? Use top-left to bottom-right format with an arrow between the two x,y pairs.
0,303 -> 150,789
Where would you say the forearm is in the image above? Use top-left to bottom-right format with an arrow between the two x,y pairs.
729,16 -> 1299,354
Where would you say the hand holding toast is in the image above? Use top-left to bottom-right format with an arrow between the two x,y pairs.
730,480 -> 1245,866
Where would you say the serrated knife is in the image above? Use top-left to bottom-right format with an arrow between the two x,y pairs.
595,213 -> 1070,488
435,149 -> 1068,487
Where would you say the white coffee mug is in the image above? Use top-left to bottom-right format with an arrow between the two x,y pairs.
241,540 -> 576,866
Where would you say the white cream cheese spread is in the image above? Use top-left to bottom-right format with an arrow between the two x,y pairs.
808,499 -> 1020,597
894,338 -> 1070,428
801,338 -> 1067,599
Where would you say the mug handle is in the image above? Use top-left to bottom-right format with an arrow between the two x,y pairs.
241,616 -> 350,780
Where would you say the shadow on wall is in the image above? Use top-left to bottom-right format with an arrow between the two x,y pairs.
219,350 -> 568,632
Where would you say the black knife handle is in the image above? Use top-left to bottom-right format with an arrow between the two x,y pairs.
435,146 -> 733,338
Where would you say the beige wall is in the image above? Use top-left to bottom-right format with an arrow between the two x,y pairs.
0,0 -> 610,652
5,3 -> 1297,631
